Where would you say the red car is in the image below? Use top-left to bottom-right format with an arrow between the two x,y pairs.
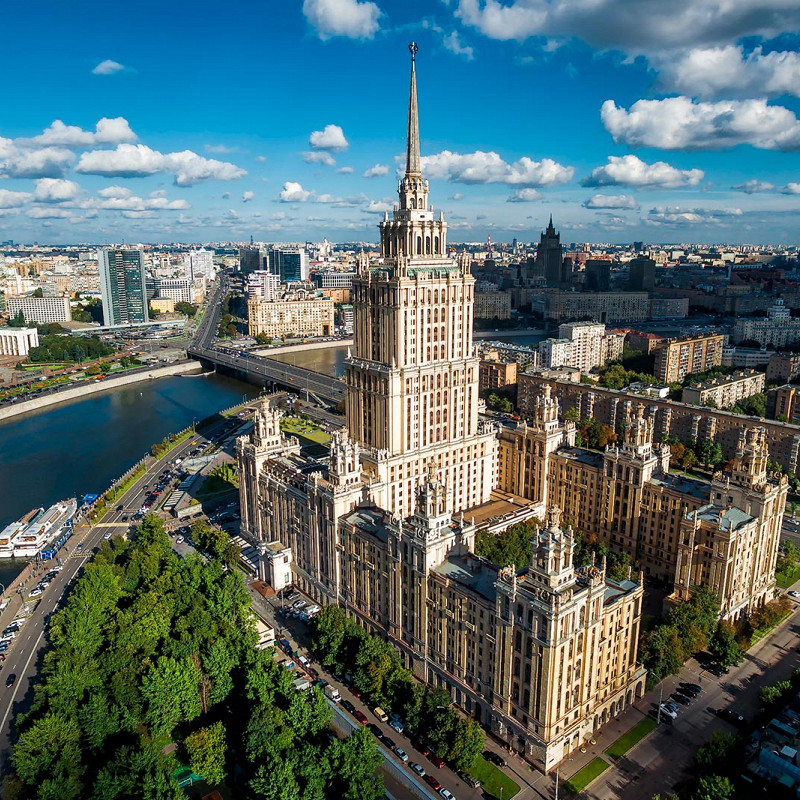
424,775 -> 442,791
430,755 -> 445,769
354,710 -> 368,725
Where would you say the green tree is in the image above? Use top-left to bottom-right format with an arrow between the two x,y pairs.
141,656 -> 203,736
184,722 -> 227,785
8,309 -> 26,327
642,625 -> 684,684
777,540 -> 800,574
312,605 -> 349,668
693,774 -> 734,800
32,287 -> 44,297
709,622 -> 742,669
475,519 -> 537,568
251,755 -> 300,800
337,725 -> 383,800
694,730 -> 737,770
449,717 -> 484,771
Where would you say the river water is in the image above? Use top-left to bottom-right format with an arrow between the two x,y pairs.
0,330 -> 540,587
0,372 -> 258,587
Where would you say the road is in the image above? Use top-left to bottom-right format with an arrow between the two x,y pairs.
247,586 -> 555,800
0,410 -> 244,767
570,598 -> 800,799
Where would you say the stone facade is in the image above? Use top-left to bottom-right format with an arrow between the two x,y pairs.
681,369 -> 765,408
653,334 -> 724,384
235,47 -> 645,775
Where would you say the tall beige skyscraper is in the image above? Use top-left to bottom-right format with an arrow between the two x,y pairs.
345,42 -> 497,518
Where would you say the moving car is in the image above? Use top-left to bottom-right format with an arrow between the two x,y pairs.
5,673 -> 16,688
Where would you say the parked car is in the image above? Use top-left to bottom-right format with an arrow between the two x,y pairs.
440,789 -> 455,800
382,736 -> 397,750
175,536 -> 185,544
425,775 -> 443,791
28,588 -> 43,598
458,772 -> 481,789
483,750 -> 506,767
671,693 -> 692,706
430,755 -> 446,769
342,700 -> 356,714
658,703 -> 678,720
716,708 -> 746,727
389,718 -> 405,734
394,747 -> 409,762
789,590 -> 800,598
680,683 -> 702,697
410,762 -> 426,778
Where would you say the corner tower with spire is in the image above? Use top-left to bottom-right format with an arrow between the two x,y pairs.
346,43 -> 498,519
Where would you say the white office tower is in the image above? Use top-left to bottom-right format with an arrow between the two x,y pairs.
184,249 -> 215,281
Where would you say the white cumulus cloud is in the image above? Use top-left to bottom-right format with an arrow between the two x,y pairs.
732,180 -> 776,193
242,191 -> 255,202
363,200 -> 393,213
420,150 -> 574,185
583,155 -> 703,189
19,117 -> 137,148
454,0 -> 800,57
303,151 -> 337,166
76,143 -> 247,186
337,166 -> 354,174
279,182 -> 315,202
363,163 -> 389,178
309,124 -> 349,151
583,193 -> 638,209
656,45 -> 800,99
443,31 -> 474,60
0,189 -> 33,209
302,0 -> 381,40
781,183 -> 800,194
92,59 -> 126,75
601,97 -> 800,151
647,205 -> 743,225
0,145 -> 75,179
34,178 -> 81,203
507,188 -> 541,202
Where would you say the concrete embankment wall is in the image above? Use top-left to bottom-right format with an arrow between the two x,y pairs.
0,360 -> 203,423
251,338 -> 353,357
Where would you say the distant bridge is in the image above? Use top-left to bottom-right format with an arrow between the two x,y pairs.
186,275 -> 347,406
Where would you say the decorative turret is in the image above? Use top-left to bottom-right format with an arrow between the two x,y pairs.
530,505 -> 575,589
532,385 -> 561,433
728,426 -> 769,490
622,403 -> 654,457
252,399 -> 286,454
329,429 -> 361,489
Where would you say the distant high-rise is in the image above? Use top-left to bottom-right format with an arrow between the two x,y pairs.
238,246 -> 265,275
536,215 -> 568,285
98,248 -> 148,326
584,259 -> 611,292
184,248 -> 215,281
628,256 -> 655,294
270,247 -> 309,283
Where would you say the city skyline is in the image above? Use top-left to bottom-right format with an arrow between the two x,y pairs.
1,0 -> 799,244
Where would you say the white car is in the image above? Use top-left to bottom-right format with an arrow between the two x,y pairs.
410,762 -> 426,778
440,790 -> 455,800
28,588 -> 43,598
103,532 -> 112,540
789,590 -> 800,598
659,703 -> 678,720
394,747 -> 409,762
176,536 -> 185,544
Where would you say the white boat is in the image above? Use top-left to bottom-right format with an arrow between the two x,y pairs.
4,499 -> 77,559
0,507 -> 43,559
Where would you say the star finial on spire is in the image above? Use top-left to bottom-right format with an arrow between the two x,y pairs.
409,41 -> 418,60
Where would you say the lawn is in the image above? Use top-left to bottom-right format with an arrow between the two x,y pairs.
469,754 -> 520,799
563,757 -> 610,795
776,565 -> 800,589
604,717 -> 657,760
280,416 -> 331,445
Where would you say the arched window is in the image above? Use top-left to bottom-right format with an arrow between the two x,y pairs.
433,308 -> 439,323
417,235 -> 422,254
434,235 -> 439,254
409,198 -> 415,209
426,346 -> 431,361
426,236 -> 431,254
434,289 -> 439,304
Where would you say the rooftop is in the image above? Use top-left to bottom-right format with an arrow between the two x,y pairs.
555,446 -> 605,469
432,553 -> 499,603
693,503 -> 755,532
650,472 -> 710,501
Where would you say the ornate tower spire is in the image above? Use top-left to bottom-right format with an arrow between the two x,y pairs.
406,41 -> 421,177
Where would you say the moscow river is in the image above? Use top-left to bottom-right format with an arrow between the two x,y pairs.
0,372 -> 259,587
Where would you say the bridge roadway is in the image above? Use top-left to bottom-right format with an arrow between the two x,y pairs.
187,274 -> 346,405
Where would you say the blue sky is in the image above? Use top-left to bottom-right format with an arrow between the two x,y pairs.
1,0 -> 799,245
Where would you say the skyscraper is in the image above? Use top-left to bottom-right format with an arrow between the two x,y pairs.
628,255 -> 655,294
98,248 -> 149,326
536,215 -> 568,286
270,247 -> 309,283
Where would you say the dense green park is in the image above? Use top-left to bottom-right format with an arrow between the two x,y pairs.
4,515 -> 383,800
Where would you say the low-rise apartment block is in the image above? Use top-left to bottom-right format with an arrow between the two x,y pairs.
247,292 -> 334,339
474,290 -> 512,319
6,295 -> 70,324
479,352 -> 517,393
682,369 -> 765,408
